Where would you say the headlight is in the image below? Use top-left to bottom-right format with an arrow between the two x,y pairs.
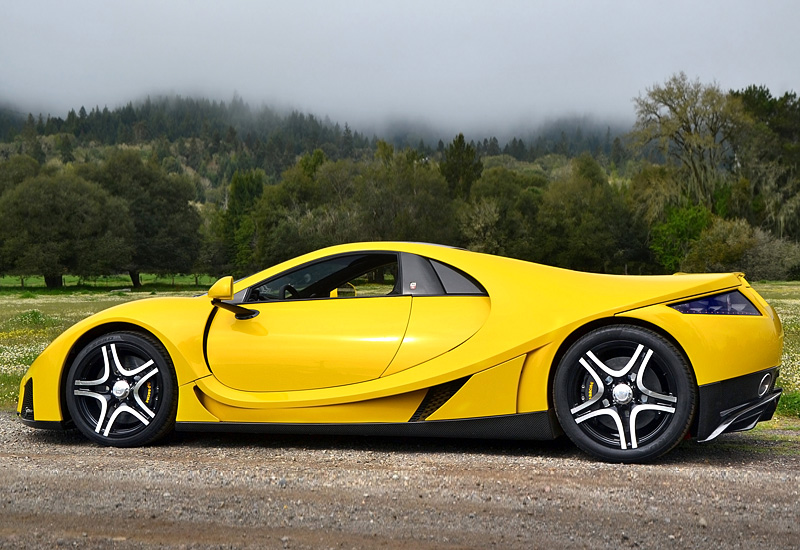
669,290 -> 760,316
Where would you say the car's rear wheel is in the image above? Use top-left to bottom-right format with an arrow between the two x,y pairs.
65,332 -> 177,447
553,325 -> 696,463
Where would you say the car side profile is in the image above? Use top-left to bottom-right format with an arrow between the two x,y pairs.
18,242 -> 783,462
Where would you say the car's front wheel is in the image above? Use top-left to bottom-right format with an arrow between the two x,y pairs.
65,332 -> 177,447
553,325 -> 696,463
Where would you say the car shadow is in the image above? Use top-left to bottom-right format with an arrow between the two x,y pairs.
164,429 -> 581,458
16,418 -> 798,467
658,431 -> 800,468
165,427 -> 800,467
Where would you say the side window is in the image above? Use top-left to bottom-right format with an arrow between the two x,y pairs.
399,253 -> 487,296
247,253 -> 399,302
399,253 -> 444,295
430,260 -> 487,295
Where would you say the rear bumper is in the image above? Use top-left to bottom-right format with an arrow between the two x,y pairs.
696,367 -> 782,442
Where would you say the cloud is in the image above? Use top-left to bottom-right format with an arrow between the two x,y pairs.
2,0 -> 798,133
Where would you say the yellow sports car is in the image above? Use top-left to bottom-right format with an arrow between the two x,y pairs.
18,242 -> 783,462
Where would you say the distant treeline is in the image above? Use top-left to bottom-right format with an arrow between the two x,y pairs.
0,73 -> 799,287
0,95 -> 627,181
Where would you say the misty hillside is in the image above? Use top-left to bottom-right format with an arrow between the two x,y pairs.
0,94 -> 630,172
0,76 -> 799,289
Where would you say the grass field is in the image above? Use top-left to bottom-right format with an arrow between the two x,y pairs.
748,282 -> 800,415
1,282 -> 798,417
0,273 -> 216,289
0,287 -> 203,406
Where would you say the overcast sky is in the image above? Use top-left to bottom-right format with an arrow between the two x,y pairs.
2,0 -> 798,134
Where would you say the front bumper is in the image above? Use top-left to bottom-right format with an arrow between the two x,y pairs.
17,377 -> 69,430
696,367 -> 782,442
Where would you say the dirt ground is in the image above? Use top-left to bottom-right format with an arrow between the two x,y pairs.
1,411 -> 798,549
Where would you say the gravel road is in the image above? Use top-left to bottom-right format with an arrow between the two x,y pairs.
1,411 -> 798,549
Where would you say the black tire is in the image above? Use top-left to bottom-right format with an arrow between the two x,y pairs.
553,325 -> 696,463
65,332 -> 177,447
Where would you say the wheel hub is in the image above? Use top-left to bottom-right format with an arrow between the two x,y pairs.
612,383 -> 634,405
111,380 -> 131,400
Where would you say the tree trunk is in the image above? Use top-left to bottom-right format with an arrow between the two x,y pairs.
44,275 -> 63,289
129,270 -> 142,288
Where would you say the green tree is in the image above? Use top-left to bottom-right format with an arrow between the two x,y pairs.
222,169 -> 267,275
533,156 -> 634,273
228,169 -> 266,218
358,147 -> 455,244
628,164 -> 682,225
610,137 -> 626,168
298,148 -> 327,178
77,149 -> 201,286
630,72 -> 746,208
340,123 -> 354,158
315,159 -> 359,205
439,133 -> 483,199
0,155 -> 39,196
55,134 -> 75,163
0,174 -> 132,287
649,205 -> 712,272
572,152 -> 608,186
464,166 -> 545,256
681,218 -> 755,273
19,114 -> 46,164
487,137 -> 501,156
458,198 -> 502,254
730,85 -> 800,238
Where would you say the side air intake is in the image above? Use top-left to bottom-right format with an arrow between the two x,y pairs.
409,378 -> 469,422
20,379 -> 34,421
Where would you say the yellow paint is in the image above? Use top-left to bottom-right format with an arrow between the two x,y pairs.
176,381 -> 220,422
208,276 -> 234,300
17,296 -> 215,422
382,296 -> 490,377
206,296 -> 412,391
619,299 -> 783,386
18,242 -> 783,429
517,345 -> 558,413
198,388 -> 427,423
426,355 -> 525,420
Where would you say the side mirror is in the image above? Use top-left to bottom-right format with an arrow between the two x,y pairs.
208,276 -> 234,301
208,276 -> 259,320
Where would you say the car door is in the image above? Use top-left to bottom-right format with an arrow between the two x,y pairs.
381,253 -> 491,376
205,253 -> 411,392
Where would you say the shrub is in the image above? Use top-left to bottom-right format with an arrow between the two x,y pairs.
681,218 -> 754,273
741,229 -> 800,281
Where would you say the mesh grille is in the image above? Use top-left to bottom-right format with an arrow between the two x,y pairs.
20,379 -> 34,420
409,377 -> 469,422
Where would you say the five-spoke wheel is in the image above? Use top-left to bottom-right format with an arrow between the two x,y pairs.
65,332 -> 177,447
554,326 -> 696,463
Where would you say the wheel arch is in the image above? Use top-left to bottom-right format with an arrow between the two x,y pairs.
59,322 -> 169,423
546,316 -> 696,409
547,317 -> 700,461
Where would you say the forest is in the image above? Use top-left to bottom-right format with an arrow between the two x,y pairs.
0,72 -> 799,288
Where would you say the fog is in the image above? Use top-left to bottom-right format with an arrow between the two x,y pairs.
2,0 -> 797,135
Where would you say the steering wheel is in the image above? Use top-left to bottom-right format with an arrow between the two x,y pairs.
279,284 -> 299,300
